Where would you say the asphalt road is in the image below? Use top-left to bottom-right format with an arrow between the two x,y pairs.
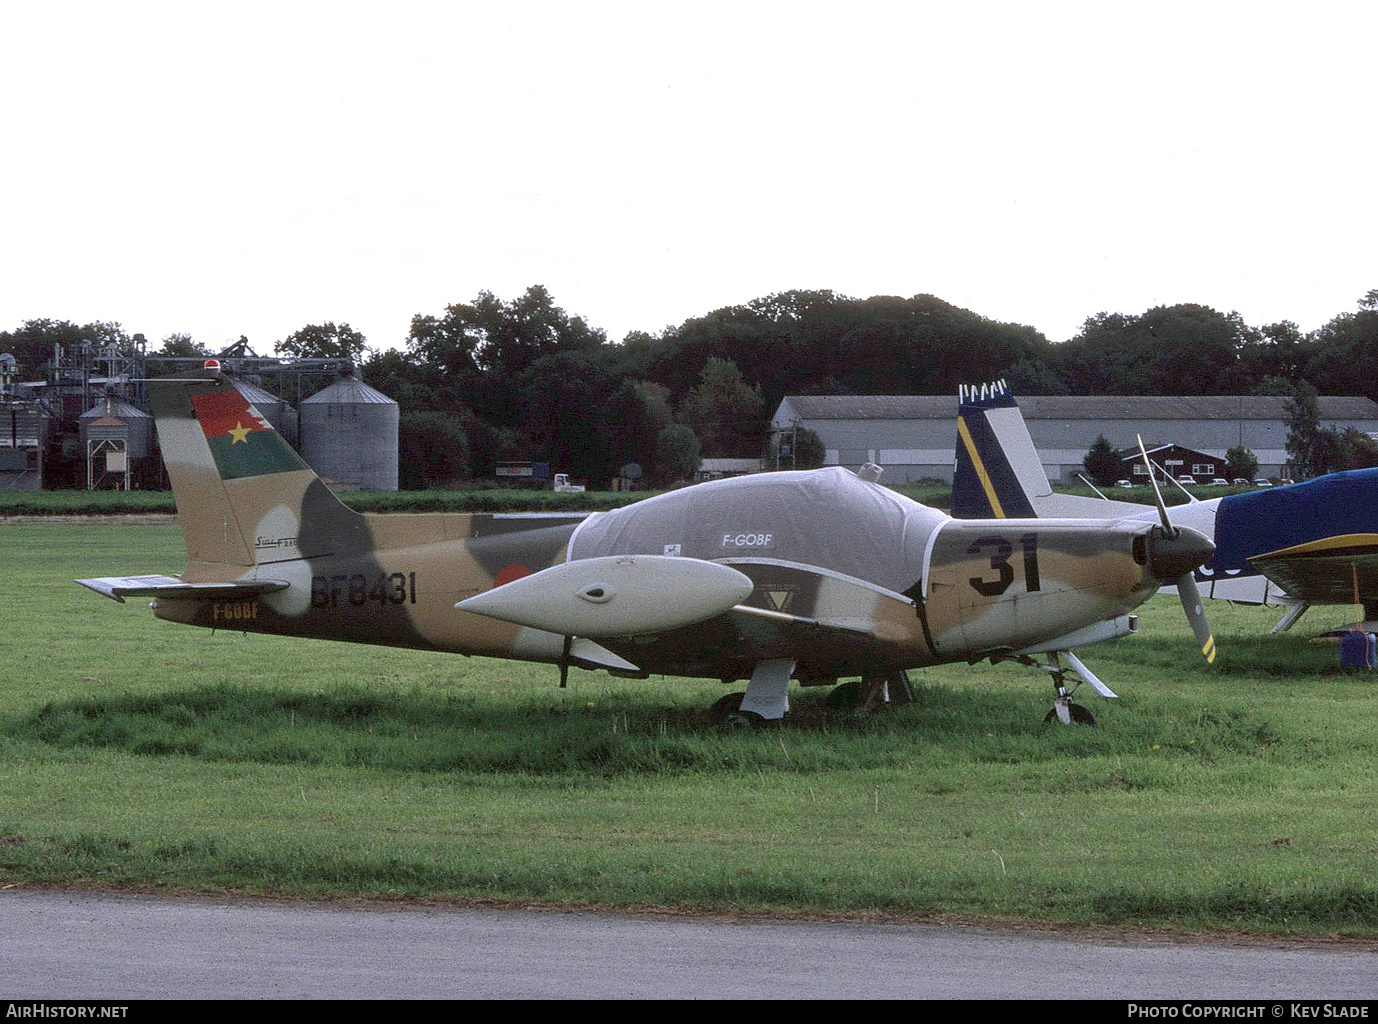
3,890 -> 1377,1000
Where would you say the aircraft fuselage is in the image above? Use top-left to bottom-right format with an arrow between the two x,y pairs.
154,509 -> 1181,683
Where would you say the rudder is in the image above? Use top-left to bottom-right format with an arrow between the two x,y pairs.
951,380 -> 1045,519
151,369 -> 367,567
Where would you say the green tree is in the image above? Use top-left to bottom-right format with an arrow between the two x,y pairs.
1280,385 -> 1378,477
769,426 -> 826,470
407,286 -> 608,429
513,352 -> 617,484
634,290 -> 1053,415
1056,304 -> 1247,395
407,308 -> 483,380
1336,427 -> 1378,472
155,333 -> 208,358
676,357 -> 764,457
1003,357 -> 1069,395
1083,434 -> 1123,486
1284,383 -> 1326,478
655,423 -> 701,484
1250,374 -> 1306,396
0,318 -> 132,377
398,411 -> 471,489
1236,321 -> 1312,386
1225,445 -> 1258,482
277,322 -> 370,363
606,379 -> 672,471
361,349 -> 437,412
1304,293 -> 1378,403
470,285 -> 607,378
792,426 -> 827,469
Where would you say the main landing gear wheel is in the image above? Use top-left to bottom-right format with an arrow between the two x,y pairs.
721,710 -> 764,730
827,680 -> 861,709
828,672 -> 912,714
710,691 -> 746,718
709,691 -> 762,729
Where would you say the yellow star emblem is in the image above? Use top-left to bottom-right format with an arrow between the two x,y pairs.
228,421 -> 252,444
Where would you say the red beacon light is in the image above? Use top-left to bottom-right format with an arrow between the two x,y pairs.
203,359 -> 221,370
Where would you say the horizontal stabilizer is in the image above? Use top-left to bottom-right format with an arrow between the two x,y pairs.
76,574 -> 289,604
455,555 -> 754,638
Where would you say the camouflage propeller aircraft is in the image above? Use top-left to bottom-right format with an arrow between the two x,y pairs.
78,369 -> 1216,726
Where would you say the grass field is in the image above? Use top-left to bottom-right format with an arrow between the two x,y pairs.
3,522 -> 1377,937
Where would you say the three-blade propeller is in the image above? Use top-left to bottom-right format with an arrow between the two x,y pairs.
1137,435 -> 1217,663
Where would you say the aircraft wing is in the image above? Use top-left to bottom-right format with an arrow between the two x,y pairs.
76,574 -> 290,604
593,561 -> 923,680
1247,537 -> 1378,606
456,554 -> 925,679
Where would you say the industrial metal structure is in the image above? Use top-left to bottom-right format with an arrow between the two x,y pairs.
0,337 -> 397,491
79,397 -> 152,490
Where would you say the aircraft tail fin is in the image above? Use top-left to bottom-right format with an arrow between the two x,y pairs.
150,369 -> 367,567
951,380 -> 1046,519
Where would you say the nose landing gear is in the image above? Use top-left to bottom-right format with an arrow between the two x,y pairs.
1016,650 -> 1117,726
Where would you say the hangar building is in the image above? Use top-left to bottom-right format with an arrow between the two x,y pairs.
770,394 -> 1378,484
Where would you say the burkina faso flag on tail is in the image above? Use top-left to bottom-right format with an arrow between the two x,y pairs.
190,390 -> 310,480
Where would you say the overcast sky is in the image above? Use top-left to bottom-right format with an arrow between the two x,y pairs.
2,1 -> 1373,356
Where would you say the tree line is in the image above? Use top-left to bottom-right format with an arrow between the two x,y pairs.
5,286 -> 1377,488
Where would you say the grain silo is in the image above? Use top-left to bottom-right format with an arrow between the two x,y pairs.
79,395 -> 154,489
299,367 -> 398,491
79,396 -> 153,459
233,378 -> 297,447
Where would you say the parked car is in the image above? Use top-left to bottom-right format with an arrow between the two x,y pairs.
1253,478 -> 1273,487
1176,475 -> 1196,486
1114,479 -> 1133,488
1230,478 -> 1249,485
1210,478 -> 1229,486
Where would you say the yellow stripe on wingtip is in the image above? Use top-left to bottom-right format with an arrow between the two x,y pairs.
956,415 -> 1006,519
1252,533 -> 1378,561
1203,636 -> 1216,662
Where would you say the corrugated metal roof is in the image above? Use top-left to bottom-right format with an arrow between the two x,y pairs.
79,398 -> 149,420
233,379 -> 288,407
302,375 -> 397,406
699,458 -> 763,471
779,395 -> 1378,421
782,396 -> 953,419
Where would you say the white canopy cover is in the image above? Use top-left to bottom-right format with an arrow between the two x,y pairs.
569,467 -> 948,597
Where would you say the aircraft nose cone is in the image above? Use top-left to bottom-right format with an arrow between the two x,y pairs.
1148,525 -> 1215,580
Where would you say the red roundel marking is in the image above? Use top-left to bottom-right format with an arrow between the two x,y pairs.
494,564 -> 532,587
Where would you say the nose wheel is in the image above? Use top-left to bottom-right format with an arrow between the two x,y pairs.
1017,651 -> 1112,727
1045,694 -> 1097,726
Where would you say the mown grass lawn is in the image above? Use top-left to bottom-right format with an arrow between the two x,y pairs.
2,522 -> 1377,936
